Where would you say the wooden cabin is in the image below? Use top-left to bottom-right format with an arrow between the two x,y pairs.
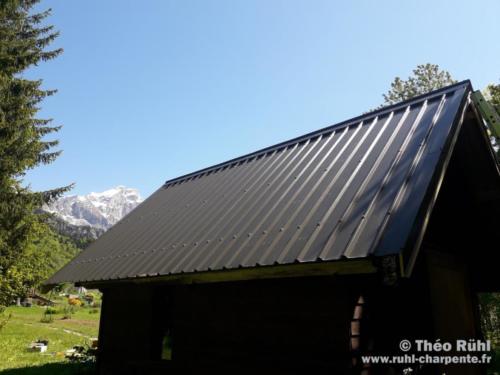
46,81 -> 500,375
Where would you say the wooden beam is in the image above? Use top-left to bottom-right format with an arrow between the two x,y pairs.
80,259 -> 377,289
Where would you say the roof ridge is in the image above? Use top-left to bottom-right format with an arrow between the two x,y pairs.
163,80 -> 472,187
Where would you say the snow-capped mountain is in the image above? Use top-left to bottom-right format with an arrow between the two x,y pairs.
45,186 -> 143,230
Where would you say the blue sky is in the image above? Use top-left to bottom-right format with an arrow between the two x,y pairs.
25,0 -> 500,198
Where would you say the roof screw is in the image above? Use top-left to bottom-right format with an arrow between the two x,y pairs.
316,222 -> 321,226
232,235 -> 237,239
297,225 -> 301,229
279,227 -> 284,232
247,233 -> 252,237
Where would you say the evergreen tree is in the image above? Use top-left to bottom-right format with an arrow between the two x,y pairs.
484,82 -> 500,113
1,221 -> 79,301
0,0 -> 71,305
383,63 -> 456,105
483,82 -> 500,158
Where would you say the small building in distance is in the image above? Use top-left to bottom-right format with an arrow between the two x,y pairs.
45,81 -> 500,375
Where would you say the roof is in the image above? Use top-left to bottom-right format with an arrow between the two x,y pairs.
46,81 -> 475,286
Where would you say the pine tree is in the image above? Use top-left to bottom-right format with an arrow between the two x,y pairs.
482,82 -> 500,159
383,63 -> 456,105
484,82 -> 500,113
0,0 -> 71,305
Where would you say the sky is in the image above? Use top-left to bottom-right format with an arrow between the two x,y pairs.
25,0 -> 500,198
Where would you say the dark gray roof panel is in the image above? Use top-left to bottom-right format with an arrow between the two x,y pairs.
46,81 -> 471,285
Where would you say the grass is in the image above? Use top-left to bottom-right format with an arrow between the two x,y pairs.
0,362 -> 94,375
0,305 -> 100,374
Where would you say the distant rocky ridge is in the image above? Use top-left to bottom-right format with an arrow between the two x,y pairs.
41,212 -> 105,249
42,186 -> 143,248
45,186 -> 143,230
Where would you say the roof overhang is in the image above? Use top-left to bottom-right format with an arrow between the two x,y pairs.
41,258 -> 378,292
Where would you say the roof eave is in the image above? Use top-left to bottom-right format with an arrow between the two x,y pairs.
45,258 -> 378,291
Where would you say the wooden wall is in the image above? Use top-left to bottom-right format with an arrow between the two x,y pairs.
170,276 -> 366,374
97,285 -> 156,374
96,258 -> 486,375
97,275 -> 371,375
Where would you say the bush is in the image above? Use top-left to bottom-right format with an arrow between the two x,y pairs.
0,305 -> 11,332
88,308 -> 99,314
45,307 -> 58,315
40,310 -> 54,323
68,297 -> 82,306
62,305 -> 75,319
66,344 -> 97,364
40,314 -> 53,323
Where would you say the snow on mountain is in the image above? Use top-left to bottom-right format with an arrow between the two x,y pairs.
45,186 -> 143,230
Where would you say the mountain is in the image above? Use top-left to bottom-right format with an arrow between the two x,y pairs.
41,212 -> 106,249
45,186 -> 143,231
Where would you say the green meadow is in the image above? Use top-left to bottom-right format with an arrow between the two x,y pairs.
0,305 -> 99,375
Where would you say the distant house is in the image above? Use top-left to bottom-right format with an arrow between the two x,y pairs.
45,81 -> 500,375
23,292 -> 56,307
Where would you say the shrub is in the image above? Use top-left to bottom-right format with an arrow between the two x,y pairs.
66,344 -> 97,364
88,308 -> 99,314
0,305 -> 11,332
62,305 -> 75,320
40,310 -> 54,323
40,315 -> 53,323
68,297 -> 82,306
45,307 -> 58,315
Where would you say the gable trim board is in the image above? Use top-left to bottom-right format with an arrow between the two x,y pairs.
45,80 -> 497,287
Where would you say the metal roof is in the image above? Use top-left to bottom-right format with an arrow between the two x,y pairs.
46,81 -> 472,285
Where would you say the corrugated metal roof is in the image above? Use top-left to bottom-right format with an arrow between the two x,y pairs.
46,81 -> 472,285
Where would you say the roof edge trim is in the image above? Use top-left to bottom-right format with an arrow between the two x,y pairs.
164,81 -> 472,187
402,88 -> 473,277
47,258 -> 377,290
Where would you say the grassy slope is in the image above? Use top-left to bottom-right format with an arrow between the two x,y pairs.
0,306 -> 100,373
